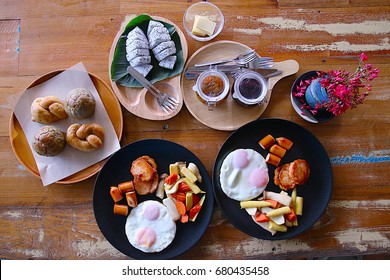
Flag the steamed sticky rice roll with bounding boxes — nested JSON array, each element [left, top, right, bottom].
[[126, 39, 149, 53], [159, 56, 177, 70], [128, 26, 148, 43], [125, 26, 153, 77], [126, 48, 150, 63], [146, 20, 178, 70], [152, 40, 175, 56], [133, 65, 154, 77], [149, 32, 171, 49], [130, 56, 152, 67], [147, 20, 165, 35], [149, 26, 169, 36], [154, 47, 176, 62]]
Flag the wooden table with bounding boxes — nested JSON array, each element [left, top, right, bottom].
[[0, 0, 389, 260]]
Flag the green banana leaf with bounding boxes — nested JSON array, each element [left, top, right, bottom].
[[110, 14, 184, 88]]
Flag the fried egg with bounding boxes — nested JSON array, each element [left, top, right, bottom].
[[220, 149, 269, 201], [125, 200, 176, 253]]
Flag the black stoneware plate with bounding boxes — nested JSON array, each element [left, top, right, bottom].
[[93, 139, 213, 259], [212, 118, 333, 240]]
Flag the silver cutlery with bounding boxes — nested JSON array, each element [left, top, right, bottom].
[[194, 49, 257, 67], [184, 64, 281, 80], [245, 57, 274, 69], [127, 66, 179, 114], [241, 69, 281, 79]]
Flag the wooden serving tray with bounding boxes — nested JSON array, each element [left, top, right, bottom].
[[181, 41, 299, 131], [108, 15, 188, 120], [9, 71, 123, 184]]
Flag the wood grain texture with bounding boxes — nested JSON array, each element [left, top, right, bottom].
[[278, 0, 390, 8], [0, 19, 19, 76], [0, 0, 389, 260]]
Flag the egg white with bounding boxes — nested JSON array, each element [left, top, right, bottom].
[[125, 200, 176, 253], [220, 149, 269, 201]]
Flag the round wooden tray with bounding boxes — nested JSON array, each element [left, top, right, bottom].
[[108, 15, 188, 121], [9, 71, 123, 184], [181, 40, 299, 131]]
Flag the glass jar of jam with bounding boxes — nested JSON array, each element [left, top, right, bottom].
[[192, 69, 230, 110], [232, 70, 268, 106]]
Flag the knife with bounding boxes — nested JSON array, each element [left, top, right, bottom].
[[253, 69, 281, 79]]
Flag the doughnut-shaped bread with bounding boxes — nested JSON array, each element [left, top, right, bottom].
[[31, 96, 68, 124], [66, 123, 104, 152], [65, 88, 96, 120]]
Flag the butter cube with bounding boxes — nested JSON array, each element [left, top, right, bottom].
[[192, 15, 216, 36], [192, 26, 207, 36]]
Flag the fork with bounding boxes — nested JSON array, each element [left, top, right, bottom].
[[126, 66, 179, 114], [194, 49, 257, 67], [246, 57, 274, 68]]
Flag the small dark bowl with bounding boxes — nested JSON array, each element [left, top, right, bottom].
[[290, 70, 334, 123]]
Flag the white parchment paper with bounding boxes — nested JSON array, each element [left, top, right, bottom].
[[13, 62, 121, 186]]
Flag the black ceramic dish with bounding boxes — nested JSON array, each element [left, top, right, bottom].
[[212, 118, 333, 240], [290, 70, 334, 123], [93, 139, 213, 259]]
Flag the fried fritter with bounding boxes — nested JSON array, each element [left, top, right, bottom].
[[133, 172, 159, 195], [137, 155, 157, 169], [130, 155, 158, 195], [288, 159, 310, 185], [131, 157, 156, 182], [273, 165, 283, 186], [278, 163, 297, 191], [273, 159, 310, 191]]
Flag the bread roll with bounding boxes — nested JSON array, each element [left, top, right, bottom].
[[31, 96, 68, 124], [64, 88, 96, 120], [32, 125, 66, 157], [66, 123, 104, 152]]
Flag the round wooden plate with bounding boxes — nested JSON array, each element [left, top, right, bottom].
[[9, 71, 123, 184], [108, 15, 188, 121], [181, 40, 299, 131]]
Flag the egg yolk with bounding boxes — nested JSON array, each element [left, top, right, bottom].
[[143, 204, 160, 221], [250, 168, 268, 188], [233, 149, 249, 169], [136, 227, 156, 248]]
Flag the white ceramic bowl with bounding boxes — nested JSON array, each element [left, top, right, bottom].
[[183, 1, 224, 42]]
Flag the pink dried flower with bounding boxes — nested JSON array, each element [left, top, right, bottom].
[[293, 53, 379, 116]]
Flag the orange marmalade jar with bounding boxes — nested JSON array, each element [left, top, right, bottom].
[[192, 69, 230, 110]]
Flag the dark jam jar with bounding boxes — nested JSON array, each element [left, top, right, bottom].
[[239, 77, 262, 99], [232, 70, 267, 106], [193, 69, 230, 110]]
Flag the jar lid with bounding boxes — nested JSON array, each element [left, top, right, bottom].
[[193, 69, 230, 103], [233, 70, 267, 105]]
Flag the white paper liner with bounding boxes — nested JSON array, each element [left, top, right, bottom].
[[13, 62, 121, 186]]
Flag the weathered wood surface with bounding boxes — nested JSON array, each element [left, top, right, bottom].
[[0, 0, 389, 259]]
